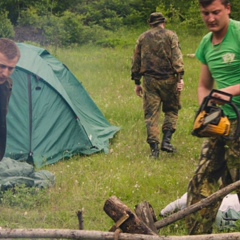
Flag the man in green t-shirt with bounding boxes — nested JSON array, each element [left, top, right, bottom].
[[186, 0, 240, 235]]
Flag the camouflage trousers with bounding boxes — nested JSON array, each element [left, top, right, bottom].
[[142, 75, 181, 144], [186, 120, 240, 234]]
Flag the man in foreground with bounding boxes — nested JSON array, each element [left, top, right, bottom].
[[186, 0, 240, 234], [131, 12, 184, 159], [0, 38, 21, 160]]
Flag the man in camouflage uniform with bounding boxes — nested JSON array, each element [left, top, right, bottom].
[[131, 12, 184, 159], [0, 38, 20, 160], [186, 0, 240, 235]]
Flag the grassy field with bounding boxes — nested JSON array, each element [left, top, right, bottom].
[[0, 28, 214, 236]]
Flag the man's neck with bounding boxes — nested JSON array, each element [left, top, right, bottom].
[[212, 20, 230, 45]]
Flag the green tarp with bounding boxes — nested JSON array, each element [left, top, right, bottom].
[[5, 43, 120, 168], [0, 157, 55, 191]]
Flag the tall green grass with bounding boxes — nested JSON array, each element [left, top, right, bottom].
[[0, 28, 217, 236]]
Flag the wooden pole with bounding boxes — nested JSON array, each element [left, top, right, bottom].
[[0, 229, 240, 239], [76, 209, 84, 230], [155, 180, 240, 229]]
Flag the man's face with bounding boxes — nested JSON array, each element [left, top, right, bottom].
[[200, 0, 231, 33], [0, 52, 19, 84]]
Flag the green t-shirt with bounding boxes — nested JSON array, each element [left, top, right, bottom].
[[196, 19, 240, 119]]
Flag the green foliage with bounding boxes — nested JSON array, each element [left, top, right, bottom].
[[18, 8, 112, 47], [96, 38, 127, 48], [98, 9, 123, 30], [12, 0, 240, 46], [0, 11, 15, 38], [235, 220, 240, 231], [231, 0, 240, 20], [41, 14, 65, 47], [18, 7, 41, 26], [156, 3, 182, 24], [1, 0, 240, 36], [179, 0, 206, 35]]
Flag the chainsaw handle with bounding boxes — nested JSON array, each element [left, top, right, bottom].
[[209, 89, 233, 104], [199, 89, 232, 112]]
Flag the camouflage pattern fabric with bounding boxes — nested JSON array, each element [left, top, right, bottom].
[[131, 26, 184, 81], [131, 25, 184, 145], [143, 75, 181, 144], [186, 120, 240, 234], [0, 78, 12, 160]]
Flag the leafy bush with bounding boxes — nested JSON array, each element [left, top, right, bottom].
[[156, 3, 182, 24], [18, 7, 41, 26], [60, 11, 83, 45], [123, 10, 147, 26], [0, 11, 15, 38], [96, 38, 128, 48], [180, 0, 205, 34], [17, 8, 113, 47], [41, 14, 66, 47], [79, 25, 112, 45]]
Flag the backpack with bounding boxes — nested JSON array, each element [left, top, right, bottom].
[[215, 209, 240, 230]]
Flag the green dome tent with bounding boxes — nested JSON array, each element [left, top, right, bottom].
[[5, 43, 120, 168]]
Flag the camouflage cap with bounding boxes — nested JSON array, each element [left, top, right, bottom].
[[148, 12, 166, 25]]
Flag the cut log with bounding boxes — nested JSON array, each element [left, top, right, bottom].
[[104, 196, 158, 235], [155, 180, 240, 229], [135, 201, 158, 234]]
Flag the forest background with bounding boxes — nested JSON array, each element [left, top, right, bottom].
[[1, 0, 240, 237]]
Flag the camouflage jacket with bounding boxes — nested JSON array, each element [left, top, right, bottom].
[[131, 26, 184, 82]]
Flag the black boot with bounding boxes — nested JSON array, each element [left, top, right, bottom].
[[161, 130, 176, 153], [149, 142, 159, 159]]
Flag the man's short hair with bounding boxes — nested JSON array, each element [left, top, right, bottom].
[[0, 38, 20, 60], [199, 0, 230, 7]]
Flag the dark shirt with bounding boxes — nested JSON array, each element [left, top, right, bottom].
[[0, 78, 12, 160]]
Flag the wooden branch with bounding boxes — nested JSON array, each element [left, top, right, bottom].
[[0, 229, 240, 239], [155, 180, 240, 230], [76, 209, 84, 230]]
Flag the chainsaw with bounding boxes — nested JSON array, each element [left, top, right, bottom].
[[192, 89, 240, 140]]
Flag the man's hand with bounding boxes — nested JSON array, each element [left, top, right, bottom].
[[211, 91, 231, 105], [177, 79, 184, 92], [135, 85, 143, 97]]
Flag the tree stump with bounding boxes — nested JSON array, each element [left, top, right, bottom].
[[135, 201, 158, 234], [104, 196, 158, 235]]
